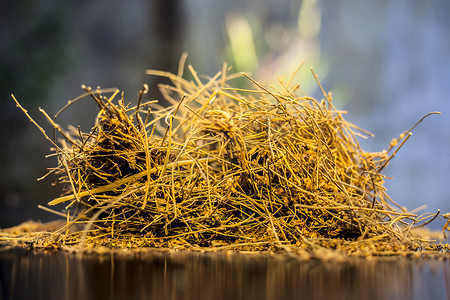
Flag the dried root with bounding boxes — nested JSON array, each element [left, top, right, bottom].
[[7, 60, 449, 257]]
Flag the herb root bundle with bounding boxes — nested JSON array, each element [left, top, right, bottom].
[[12, 62, 449, 256]]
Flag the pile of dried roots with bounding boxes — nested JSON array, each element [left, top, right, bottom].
[[10, 59, 450, 256]]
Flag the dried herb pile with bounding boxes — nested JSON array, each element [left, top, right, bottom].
[[10, 61, 449, 256]]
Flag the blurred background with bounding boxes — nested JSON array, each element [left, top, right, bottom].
[[1, 0, 449, 229]]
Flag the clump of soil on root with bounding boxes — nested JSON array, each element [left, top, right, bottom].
[[7, 60, 450, 257]]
